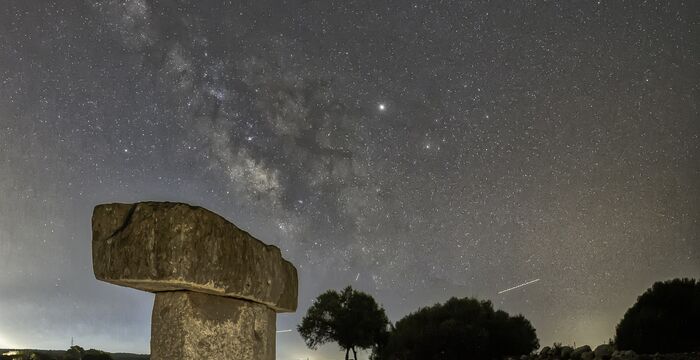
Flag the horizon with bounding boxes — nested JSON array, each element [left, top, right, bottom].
[[0, 277, 691, 357]]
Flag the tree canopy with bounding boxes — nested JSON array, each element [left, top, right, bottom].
[[615, 278, 700, 353], [82, 349, 113, 360], [64, 346, 85, 360], [376, 297, 539, 360], [298, 286, 390, 360]]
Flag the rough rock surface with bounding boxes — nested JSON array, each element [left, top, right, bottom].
[[561, 346, 574, 359], [572, 346, 593, 360], [613, 350, 639, 360], [595, 345, 614, 360], [510, 345, 697, 360], [151, 291, 275, 360], [581, 351, 595, 360], [92, 202, 297, 312]]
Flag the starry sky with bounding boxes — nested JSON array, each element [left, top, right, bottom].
[[1, 1, 699, 359]]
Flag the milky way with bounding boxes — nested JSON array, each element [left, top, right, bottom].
[[1, 1, 699, 358]]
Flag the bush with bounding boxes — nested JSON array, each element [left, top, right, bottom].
[[614, 278, 700, 353], [377, 297, 539, 360]]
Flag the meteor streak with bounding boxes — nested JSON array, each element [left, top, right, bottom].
[[276, 329, 293, 333], [498, 278, 540, 294]]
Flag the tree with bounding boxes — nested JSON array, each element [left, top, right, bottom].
[[376, 297, 538, 360], [65, 346, 85, 360], [614, 278, 700, 353], [82, 349, 113, 360], [298, 286, 390, 360]]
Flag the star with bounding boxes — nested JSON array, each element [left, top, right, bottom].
[[0, 1, 696, 356]]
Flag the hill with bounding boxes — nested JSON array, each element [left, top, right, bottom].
[[0, 349, 149, 360]]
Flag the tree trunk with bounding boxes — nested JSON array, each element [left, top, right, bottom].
[[352, 347, 357, 360], [345, 348, 349, 360]]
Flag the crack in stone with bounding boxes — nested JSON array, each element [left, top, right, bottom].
[[105, 203, 138, 241]]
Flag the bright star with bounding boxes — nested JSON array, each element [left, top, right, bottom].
[[378, 103, 387, 111]]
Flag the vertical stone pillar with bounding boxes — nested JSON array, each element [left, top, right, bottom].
[[91, 202, 298, 360], [151, 292, 276, 359]]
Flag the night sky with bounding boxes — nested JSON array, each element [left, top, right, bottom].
[[1, 1, 699, 359]]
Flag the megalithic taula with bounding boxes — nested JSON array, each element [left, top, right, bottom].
[[92, 202, 298, 360]]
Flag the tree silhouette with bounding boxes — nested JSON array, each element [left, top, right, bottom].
[[376, 297, 538, 360], [65, 346, 85, 360], [82, 349, 113, 360], [615, 278, 700, 353], [298, 286, 390, 360]]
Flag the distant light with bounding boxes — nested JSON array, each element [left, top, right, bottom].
[[378, 103, 387, 111]]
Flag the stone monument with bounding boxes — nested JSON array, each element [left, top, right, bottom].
[[91, 202, 298, 359]]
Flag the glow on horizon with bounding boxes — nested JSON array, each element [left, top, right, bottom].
[[0, 333, 17, 349]]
